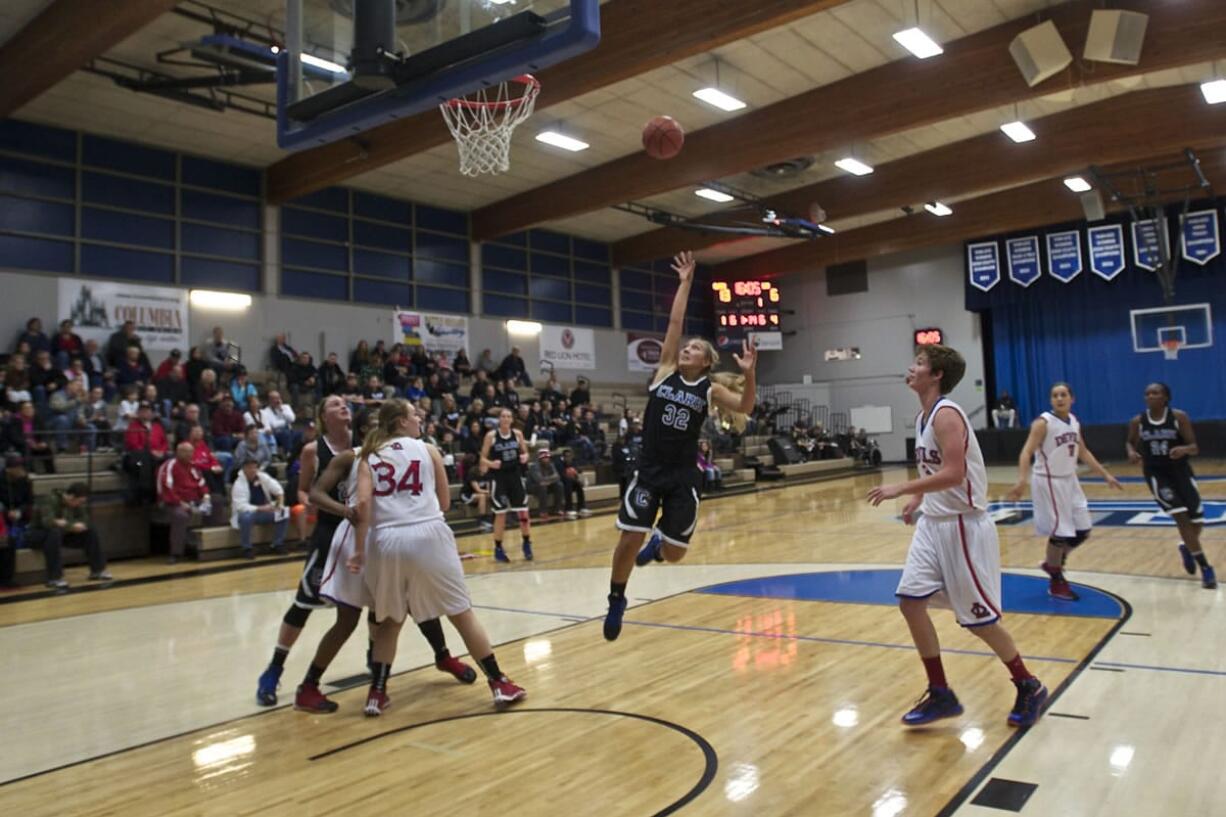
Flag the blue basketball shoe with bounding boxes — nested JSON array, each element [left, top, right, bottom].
[[635, 531, 665, 566], [901, 686, 963, 726], [603, 594, 627, 641], [1201, 564, 1217, 590], [1007, 678, 1048, 727], [1178, 543, 1197, 575], [494, 544, 510, 563], [256, 665, 282, 707]]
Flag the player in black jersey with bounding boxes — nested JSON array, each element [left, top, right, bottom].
[[481, 407, 533, 562], [603, 251, 757, 641], [1126, 382, 1215, 589]]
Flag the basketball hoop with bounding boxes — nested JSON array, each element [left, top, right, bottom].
[[440, 74, 540, 177], [1161, 338, 1182, 360]]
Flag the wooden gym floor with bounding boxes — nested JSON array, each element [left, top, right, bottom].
[[2, 461, 1224, 816]]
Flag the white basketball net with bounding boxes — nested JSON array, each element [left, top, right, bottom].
[[440, 74, 540, 177]]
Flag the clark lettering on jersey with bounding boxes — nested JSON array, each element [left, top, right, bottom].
[[1140, 427, 1179, 442], [915, 447, 942, 468], [654, 384, 708, 412]]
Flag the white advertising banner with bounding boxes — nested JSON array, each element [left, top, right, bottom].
[[540, 325, 595, 370], [747, 331, 783, 351], [626, 332, 663, 372], [58, 277, 188, 353], [394, 310, 469, 356]]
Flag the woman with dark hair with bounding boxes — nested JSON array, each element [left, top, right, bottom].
[[1126, 382, 1215, 588], [349, 340, 371, 376], [185, 346, 209, 389]]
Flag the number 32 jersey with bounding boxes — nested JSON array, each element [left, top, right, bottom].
[[366, 435, 444, 528], [641, 370, 710, 470]]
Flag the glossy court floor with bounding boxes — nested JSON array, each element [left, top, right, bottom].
[[3, 463, 1224, 817]]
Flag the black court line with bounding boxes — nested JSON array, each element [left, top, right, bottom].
[[1089, 666, 1126, 673], [931, 587, 1132, 817], [308, 707, 718, 817], [1047, 712, 1091, 720], [1119, 631, 1152, 637]]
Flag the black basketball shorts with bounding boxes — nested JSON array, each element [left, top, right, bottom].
[[294, 516, 341, 609], [616, 466, 702, 547], [490, 470, 528, 514], [1145, 467, 1204, 523]]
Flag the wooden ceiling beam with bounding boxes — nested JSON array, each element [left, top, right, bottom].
[[472, 0, 1226, 242], [713, 149, 1226, 280], [0, 0, 180, 116], [612, 84, 1226, 265], [264, 0, 853, 204]]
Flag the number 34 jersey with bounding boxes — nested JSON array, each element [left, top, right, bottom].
[[1031, 411, 1081, 478], [366, 435, 444, 528], [640, 370, 710, 470]]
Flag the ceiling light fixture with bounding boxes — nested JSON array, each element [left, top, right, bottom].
[[535, 130, 590, 152], [506, 320, 542, 335], [1000, 120, 1036, 143], [189, 290, 252, 310], [693, 87, 747, 112], [1064, 176, 1093, 192], [924, 201, 953, 217], [1201, 79, 1226, 105], [835, 157, 874, 176], [892, 27, 943, 59], [300, 52, 348, 75], [695, 188, 736, 203]]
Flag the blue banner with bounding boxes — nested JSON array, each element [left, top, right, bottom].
[[1006, 235, 1041, 287], [967, 241, 1001, 292], [1088, 224, 1126, 280], [1045, 230, 1082, 282], [1180, 209, 1220, 266], [1131, 218, 1168, 271]]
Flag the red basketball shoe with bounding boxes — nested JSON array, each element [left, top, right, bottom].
[[489, 676, 526, 708], [294, 683, 338, 713], [364, 688, 390, 717], [436, 654, 478, 684]]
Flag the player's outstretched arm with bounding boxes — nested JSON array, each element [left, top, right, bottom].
[[867, 408, 967, 505], [1171, 411, 1199, 460], [711, 339, 758, 415], [1008, 418, 1046, 500], [309, 450, 356, 519], [348, 460, 373, 574], [1125, 415, 1143, 463], [657, 251, 695, 375]]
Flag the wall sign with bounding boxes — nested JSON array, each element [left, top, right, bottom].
[[1006, 235, 1041, 287], [1087, 224, 1126, 280], [1045, 230, 1083, 282], [967, 241, 1001, 292], [1180, 209, 1221, 266]]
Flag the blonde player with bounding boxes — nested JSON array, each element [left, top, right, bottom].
[[1007, 383, 1122, 601], [348, 399, 525, 716], [868, 344, 1047, 728]]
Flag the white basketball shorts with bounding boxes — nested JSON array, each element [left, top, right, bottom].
[[365, 519, 472, 624], [1031, 472, 1091, 540], [896, 511, 1003, 628], [319, 519, 374, 611]]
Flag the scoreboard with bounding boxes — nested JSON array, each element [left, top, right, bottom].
[[711, 279, 782, 350]]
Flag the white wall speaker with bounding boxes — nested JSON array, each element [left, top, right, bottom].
[[1084, 10, 1148, 65], [1080, 191, 1106, 223], [1009, 21, 1073, 87]]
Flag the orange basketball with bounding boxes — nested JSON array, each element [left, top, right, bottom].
[[642, 115, 685, 159]]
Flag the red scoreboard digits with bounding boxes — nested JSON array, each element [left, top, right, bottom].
[[712, 279, 782, 349], [914, 327, 944, 345]]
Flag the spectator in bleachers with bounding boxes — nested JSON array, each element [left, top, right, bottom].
[[539, 374, 564, 405], [993, 390, 1018, 429], [242, 395, 277, 453], [383, 344, 409, 391], [288, 351, 319, 406], [610, 431, 636, 499], [185, 346, 209, 392], [564, 406, 597, 465], [49, 379, 90, 452], [51, 320, 84, 370], [105, 320, 140, 369], [481, 382, 500, 412], [340, 373, 365, 411], [462, 399, 487, 433], [160, 441, 224, 564], [84, 386, 110, 449], [409, 344, 431, 378], [360, 350, 384, 382], [114, 386, 140, 437], [569, 377, 591, 408], [497, 347, 532, 387], [261, 391, 299, 455], [193, 367, 225, 417], [157, 363, 191, 423], [173, 404, 203, 444], [1, 453, 34, 549], [29, 482, 110, 589], [188, 424, 227, 492], [468, 369, 490, 403], [8, 402, 55, 474], [234, 424, 273, 471], [16, 318, 49, 355], [63, 358, 88, 388], [516, 404, 536, 440], [476, 348, 497, 376], [124, 401, 169, 462], [555, 448, 591, 518], [82, 340, 107, 392], [406, 376, 427, 402], [527, 448, 565, 519], [424, 371, 446, 401], [205, 326, 229, 372], [152, 349, 181, 382], [30, 349, 67, 409], [230, 367, 257, 406], [458, 454, 492, 532], [142, 384, 169, 430], [318, 352, 344, 396], [116, 346, 150, 390], [230, 457, 288, 559], [4, 355, 32, 411], [349, 339, 371, 376], [269, 333, 297, 385], [364, 374, 389, 407], [697, 439, 723, 491], [439, 394, 461, 436], [461, 420, 485, 458], [501, 379, 521, 410], [452, 348, 472, 379]]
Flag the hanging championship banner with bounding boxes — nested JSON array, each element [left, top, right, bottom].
[[1006, 235, 1041, 287], [1088, 224, 1126, 280], [393, 310, 469, 356], [540, 325, 595, 369], [626, 332, 663, 372], [1180, 210, 1220, 266], [967, 241, 1001, 292], [1131, 218, 1169, 271], [1045, 230, 1083, 282], [58, 277, 188, 353]]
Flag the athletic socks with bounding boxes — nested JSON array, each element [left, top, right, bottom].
[[522, 536, 531, 547], [371, 662, 391, 692], [269, 645, 289, 669], [1004, 653, 1035, 683], [922, 655, 948, 689], [478, 653, 504, 680], [304, 663, 326, 686], [610, 581, 627, 599], [417, 618, 449, 661]]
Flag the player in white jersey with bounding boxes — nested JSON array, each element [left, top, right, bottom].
[[868, 344, 1047, 728], [1007, 383, 1121, 601], [348, 399, 525, 715]]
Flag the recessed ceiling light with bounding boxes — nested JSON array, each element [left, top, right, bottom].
[[535, 130, 590, 152], [300, 52, 347, 75], [1064, 176, 1092, 193], [818, 224, 836, 235], [695, 188, 735, 203], [1000, 121, 1037, 143], [835, 157, 874, 176], [693, 87, 747, 112], [1201, 79, 1226, 104], [924, 201, 953, 217], [892, 27, 944, 59]]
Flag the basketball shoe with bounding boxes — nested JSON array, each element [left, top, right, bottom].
[[603, 593, 627, 641], [1041, 563, 1079, 601], [256, 665, 282, 706], [1178, 543, 1197, 575], [364, 688, 390, 717], [635, 531, 665, 566], [437, 654, 478, 684], [1201, 565, 1217, 590], [522, 541, 534, 561], [489, 676, 526, 708], [294, 683, 339, 713], [1007, 678, 1048, 727], [494, 544, 509, 563], [901, 686, 963, 726]]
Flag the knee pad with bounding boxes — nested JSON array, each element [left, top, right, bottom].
[[282, 604, 311, 629], [1069, 530, 1091, 549]]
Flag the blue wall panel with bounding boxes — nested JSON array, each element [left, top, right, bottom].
[[483, 269, 527, 295], [0, 234, 72, 272], [573, 238, 608, 262], [530, 252, 570, 277], [81, 245, 173, 283], [282, 236, 348, 271], [182, 223, 260, 259], [531, 300, 572, 323], [482, 243, 527, 271], [181, 257, 260, 292], [181, 156, 260, 195], [621, 310, 654, 331], [83, 134, 175, 180], [530, 229, 569, 255], [354, 191, 411, 224], [575, 305, 612, 327], [82, 207, 173, 249], [417, 285, 468, 314], [0, 120, 76, 161], [574, 283, 609, 305], [181, 189, 260, 229], [530, 276, 570, 302], [573, 260, 610, 285], [416, 204, 466, 235], [354, 248, 411, 281], [620, 289, 652, 311], [0, 156, 74, 200], [416, 231, 468, 262], [415, 258, 467, 286], [282, 206, 347, 242], [483, 294, 528, 318], [82, 172, 173, 214], [354, 219, 410, 252], [290, 186, 348, 213], [354, 277, 412, 307], [282, 269, 347, 300], [621, 268, 652, 291], [0, 195, 73, 236]]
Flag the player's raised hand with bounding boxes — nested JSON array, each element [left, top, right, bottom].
[[1006, 481, 1025, 502], [1106, 474, 1124, 490], [732, 339, 758, 373], [671, 251, 695, 283], [867, 483, 903, 506]]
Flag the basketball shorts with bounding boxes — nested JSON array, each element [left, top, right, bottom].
[[490, 470, 527, 514], [294, 516, 341, 610], [896, 511, 1003, 628], [365, 520, 471, 624], [1031, 472, 1091, 540], [319, 519, 374, 610], [1145, 467, 1204, 523], [616, 466, 702, 547]]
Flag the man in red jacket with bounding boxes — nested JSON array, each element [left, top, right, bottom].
[[159, 442, 224, 563], [209, 395, 245, 453], [123, 402, 169, 458]]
